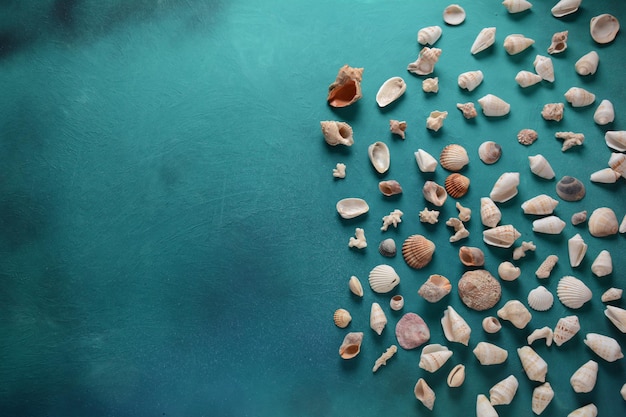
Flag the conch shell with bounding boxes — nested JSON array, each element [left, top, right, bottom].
[[590, 168, 620, 184], [418, 274, 451, 303], [407, 47, 442, 76], [426, 110, 448, 132], [320, 121, 354, 146], [504, 34, 535, 55], [423, 181, 448, 206], [418, 25, 442, 45], [478, 94, 511, 117], [547, 30, 568, 54], [441, 305, 471, 346], [532, 215, 566, 234], [517, 346, 548, 382], [471, 27, 496, 55], [419, 344, 453, 372], [575, 51, 599, 76], [327, 65, 363, 107], [339, 332, 363, 359], [568, 404, 598, 417], [375, 77, 406, 108], [483, 225, 521, 248], [564, 87, 595, 107]]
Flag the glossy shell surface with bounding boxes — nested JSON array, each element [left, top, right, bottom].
[[368, 264, 401, 293], [336, 198, 369, 219]]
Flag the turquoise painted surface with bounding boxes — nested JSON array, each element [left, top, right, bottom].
[[0, 1, 624, 416]]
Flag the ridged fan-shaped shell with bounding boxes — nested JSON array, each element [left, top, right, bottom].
[[441, 305, 471, 346], [483, 225, 521, 248], [570, 360, 598, 393], [588, 207, 619, 237], [490, 172, 520, 202], [440, 144, 469, 172], [333, 308, 352, 328], [419, 344, 453, 372], [557, 276, 592, 309], [532, 382, 554, 415], [522, 194, 559, 215], [584, 333, 624, 362], [489, 375, 519, 405], [554, 315, 580, 347], [480, 197, 501, 228], [517, 346, 548, 382], [474, 342, 508, 365], [445, 173, 470, 198], [368, 264, 400, 293], [376, 77, 406, 107], [402, 235, 435, 269], [528, 286, 554, 311]]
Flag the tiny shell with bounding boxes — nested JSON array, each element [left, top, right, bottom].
[[571, 210, 587, 225], [518, 128, 538, 145], [378, 180, 403, 197], [327, 65, 363, 108], [389, 120, 407, 139], [458, 270, 502, 311], [588, 207, 619, 237], [459, 246, 484, 266], [458, 70, 484, 91], [478, 141, 502, 164], [594, 100, 615, 125], [591, 250, 612, 277], [379, 238, 397, 258], [480, 197, 501, 228], [504, 34, 535, 55], [532, 215, 566, 234], [320, 121, 354, 146], [456, 102, 478, 119], [339, 332, 363, 359], [476, 394, 498, 417], [471, 28, 496, 55], [441, 305, 472, 346], [601, 287, 623, 302], [542, 103, 564, 121], [590, 14, 620, 44], [473, 342, 508, 365], [498, 261, 521, 281], [571, 360, 598, 393], [590, 168, 620, 184], [422, 77, 439, 93], [368, 141, 390, 174], [528, 286, 554, 311], [527, 327, 554, 346], [554, 315, 580, 346], [556, 176, 585, 201], [445, 173, 470, 198], [390, 295, 404, 311], [370, 302, 387, 335], [334, 308, 352, 328], [605, 305, 626, 333], [534, 55, 555, 82], [418, 25, 443, 45], [547, 30, 568, 54], [575, 51, 600, 75], [419, 344, 453, 372], [482, 316, 502, 334], [497, 300, 532, 329], [332, 162, 346, 178], [503, 0, 532, 14], [336, 198, 369, 219], [415, 149, 438, 172], [515, 70, 542, 88], [489, 172, 520, 203], [483, 224, 521, 248], [440, 144, 469, 171], [396, 313, 431, 349], [376, 77, 406, 107], [529, 155, 556, 179], [536, 254, 559, 279], [443, 4, 466, 25], [447, 364, 465, 387], [489, 375, 519, 405], [419, 207, 440, 224], [532, 382, 554, 415], [605, 131, 626, 152], [564, 87, 595, 107], [349, 275, 364, 297], [568, 404, 598, 417], [368, 264, 401, 293], [407, 47, 442, 76], [418, 274, 452, 303], [478, 94, 511, 117], [426, 110, 448, 132], [402, 234, 436, 269], [517, 345, 548, 382], [557, 276, 592, 309], [568, 233, 588, 268], [551, 0, 581, 17], [584, 333, 624, 362], [414, 378, 435, 410], [423, 181, 448, 206], [522, 194, 559, 215]]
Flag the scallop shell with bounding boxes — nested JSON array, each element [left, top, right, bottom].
[[609, 153, 626, 176], [533, 383, 554, 415], [327, 65, 363, 108], [522, 194, 559, 215], [584, 333, 624, 362], [336, 198, 369, 219], [389, 294, 404, 311], [440, 144, 469, 171], [497, 300, 532, 329], [480, 197, 501, 228], [489, 375, 519, 405], [591, 250, 612, 277], [568, 233, 588, 268], [443, 4, 466, 25], [532, 215, 566, 234], [370, 302, 387, 335], [517, 346, 548, 382], [419, 344, 453, 372], [333, 308, 352, 328], [551, 0, 581, 17], [407, 47, 442, 76], [418, 25, 443, 45], [601, 287, 622, 303], [605, 305, 626, 333], [571, 210, 588, 225], [482, 316, 502, 334], [588, 207, 618, 237], [553, 315, 580, 347], [471, 28, 496, 55], [528, 155, 556, 180], [476, 394, 498, 417], [527, 326, 554, 346], [379, 238, 397, 258], [534, 55, 554, 82], [447, 364, 466, 387], [590, 168, 620, 184], [489, 172, 520, 202], [414, 378, 435, 410], [565, 87, 596, 107], [368, 264, 401, 293], [536, 254, 559, 279], [473, 342, 508, 365], [594, 100, 615, 125], [376, 77, 406, 107], [349, 275, 364, 297], [422, 77, 439, 93], [575, 51, 600, 76], [504, 34, 535, 55], [378, 180, 402, 197], [503, 0, 532, 13], [570, 360, 598, 393], [456, 102, 478, 119], [423, 181, 448, 206], [547, 30, 568, 54], [426, 110, 448, 132], [402, 235, 435, 269], [418, 274, 452, 303], [441, 305, 472, 346], [445, 173, 470, 198], [414, 149, 438, 172], [478, 94, 511, 117], [459, 246, 484, 267], [368, 141, 390, 174], [339, 332, 363, 359], [528, 286, 554, 311], [556, 176, 585, 201], [568, 404, 598, 417], [483, 224, 521, 248], [320, 121, 354, 146], [389, 119, 407, 139], [458, 70, 484, 91], [515, 70, 542, 88], [557, 276, 592, 309], [498, 261, 521, 281], [478, 141, 502, 164], [541, 102, 564, 121], [590, 14, 620, 44], [605, 131, 626, 152]]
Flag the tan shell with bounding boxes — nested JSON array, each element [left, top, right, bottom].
[[418, 274, 452, 303], [605, 305, 626, 333], [402, 234, 436, 269], [542, 102, 564, 121], [419, 207, 440, 224], [480, 197, 502, 228], [456, 102, 478, 119], [503, 34, 535, 55], [327, 65, 363, 108], [445, 174, 470, 199], [419, 344, 453, 372], [389, 294, 404, 311], [591, 250, 612, 277], [368, 141, 390, 174], [482, 316, 502, 334], [478, 141, 502, 164], [601, 287, 622, 303], [483, 225, 521, 248], [503, 0, 532, 13], [497, 300, 532, 329], [528, 286, 554, 311], [320, 121, 354, 146], [554, 315, 580, 347], [594, 100, 615, 125], [605, 130, 626, 152], [368, 265, 400, 294], [571, 210, 588, 225], [441, 305, 471, 346], [423, 180, 448, 206], [422, 77, 439, 93], [529, 155, 556, 179], [609, 152, 626, 176], [459, 246, 484, 267], [414, 378, 435, 410], [389, 119, 407, 139], [532, 215, 566, 234], [418, 25, 443, 45], [458, 70, 484, 91], [447, 364, 466, 387], [568, 233, 588, 268], [565, 87, 596, 108], [473, 341, 508, 365], [458, 270, 502, 311], [378, 180, 403, 197], [415, 149, 438, 172], [333, 308, 352, 328], [407, 47, 442, 76], [348, 275, 364, 297], [527, 326, 554, 346], [471, 28, 496, 55], [570, 360, 598, 393], [590, 168, 620, 184], [513, 241, 536, 260], [339, 332, 363, 359], [575, 51, 599, 75], [522, 194, 559, 215], [426, 110, 448, 132], [584, 333, 624, 362], [536, 254, 559, 279], [590, 13, 620, 44], [517, 346, 548, 382], [568, 404, 598, 417], [534, 55, 554, 82], [588, 207, 619, 237], [489, 375, 519, 405], [478, 94, 511, 117], [376, 76, 406, 107], [370, 302, 387, 335], [489, 172, 520, 203], [443, 4, 466, 25], [515, 70, 542, 88], [557, 276, 592, 309], [547, 30, 568, 54], [440, 144, 469, 171], [336, 198, 369, 219], [551, 0, 581, 17], [476, 394, 498, 417], [532, 382, 554, 415]]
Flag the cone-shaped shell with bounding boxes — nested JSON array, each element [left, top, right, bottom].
[[327, 65, 363, 108], [478, 94, 511, 117], [551, 0, 581, 17], [498, 300, 532, 329], [447, 364, 466, 387], [320, 121, 354, 146], [498, 261, 521, 281], [568, 233, 588, 268], [336, 198, 369, 219], [471, 28, 496, 55], [522, 194, 559, 215], [601, 287, 622, 302], [584, 333, 624, 362], [414, 378, 435, 410], [570, 360, 598, 393], [418, 274, 452, 303], [480, 197, 501, 228], [490, 172, 520, 202], [368, 264, 401, 293], [594, 100, 615, 125], [503, 0, 532, 13], [441, 305, 471, 346], [478, 141, 502, 164], [515, 70, 542, 87], [590, 14, 620, 44], [440, 144, 469, 171], [575, 51, 599, 76], [474, 342, 508, 365], [407, 47, 442, 76], [504, 34, 535, 55], [402, 234, 435, 269], [532, 382, 554, 415], [590, 167, 621, 183], [370, 302, 387, 335], [588, 207, 619, 237], [418, 25, 442, 45], [376, 77, 406, 108], [565, 87, 596, 107], [532, 215, 566, 234], [528, 286, 554, 311], [458, 70, 484, 91], [482, 316, 502, 334], [423, 181, 448, 206], [554, 315, 580, 346], [609, 153, 626, 176], [529, 155, 556, 180], [568, 404, 598, 417], [605, 305, 626, 333], [443, 4, 466, 25], [339, 332, 363, 359], [490, 375, 519, 405], [591, 250, 612, 277], [483, 225, 521, 248], [518, 346, 548, 382], [368, 141, 390, 174], [334, 308, 352, 328], [349, 275, 364, 297], [605, 131, 626, 152], [476, 394, 498, 417], [557, 276, 592, 309], [534, 55, 554, 82], [419, 344, 453, 372], [415, 149, 438, 172]]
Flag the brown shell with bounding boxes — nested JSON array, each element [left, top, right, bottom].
[[556, 176, 586, 201], [445, 173, 470, 198], [458, 269, 502, 311], [402, 234, 436, 269], [459, 246, 485, 266], [439, 144, 469, 171]]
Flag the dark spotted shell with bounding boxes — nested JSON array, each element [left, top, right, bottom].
[[556, 176, 585, 201]]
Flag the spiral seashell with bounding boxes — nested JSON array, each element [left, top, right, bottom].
[[376, 76, 406, 107], [349, 275, 364, 297], [590, 168, 620, 184], [568, 404, 598, 417], [547, 30, 568, 54], [497, 300, 532, 329], [517, 346, 548, 382], [418, 274, 451, 303], [327, 65, 363, 108], [458, 70, 484, 91], [528, 286, 554, 311], [588, 207, 619, 237], [532, 383, 554, 415], [459, 246, 484, 266], [418, 25, 442, 45], [422, 180, 448, 206], [528, 155, 556, 180], [378, 180, 402, 197], [476, 394, 497, 417], [320, 121, 354, 146], [480, 197, 501, 228], [389, 294, 404, 311], [503, 0, 532, 14], [609, 153, 626, 177], [605, 131, 626, 152], [556, 176, 585, 201], [482, 316, 502, 334], [402, 234, 436, 269], [443, 4, 465, 25], [389, 119, 407, 139], [489, 375, 519, 405], [445, 174, 470, 199], [575, 50, 599, 76], [551, 0, 581, 17], [414, 378, 435, 410], [459, 270, 502, 311], [336, 198, 369, 219], [498, 261, 521, 281], [419, 344, 453, 372], [422, 77, 439, 93], [554, 315, 580, 346], [541, 102, 564, 121], [527, 327, 554, 346], [590, 13, 620, 44], [565, 87, 595, 107], [407, 47, 442, 76], [536, 254, 558, 279], [368, 141, 390, 174], [370, 302, 387, 335], [557, 276, 592, 309], [570, 360, 598, 393], [515, 70, 542, 88], [532, 215, 566, 234], [478, 141, 502, 164], [441, 305, 471, 346], [568, 233, 588, 268], [447, 364, 465, 387], [478, 94, 511, 117], [594, 100, 615, 125], [522, 194, 559, 215], [368, 264, 401, 293], [571, 210, 587, 225], [414, 149, 438, 172], [584, 333, 624, 362], [601, 287, 622, 303], [591, 250, 612, 277], [474, 342, 508, 365], [534, 55, 554, 82], [471, 27, 496, 54], [605, 305, 626, 333], [440, 144, 469, 172], [483, 224, 521, 248], [456, 102, 478, 119], [489, 172, 520, 202], [426, 110, 448, 132], [503, 34, 535, 55], [339, 332, 363, 359], [378, 238, 397, 258]]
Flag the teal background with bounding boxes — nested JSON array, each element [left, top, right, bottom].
[[0, 0, 625, 416]]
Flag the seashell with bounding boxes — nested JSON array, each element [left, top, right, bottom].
[[378, 180, 403, 197], [445, 173, 470, 199], [483, 224, 521, 248], [591, 250, 612, 277], [443, 4, 466, 25], [422, 77, 439, 93], [568, 404, 598, 417], [458, 70, 484, 91], [419, 207, 440, 224], [622, 214, 626, 233], [568, 233, 588, 268], [504, 34, 535, 55], [584, 333, 624, 362], [571, 360, 598, 393], [522, 194, 559, 215], [372, 345, 398, 372], [489, 375, 519, 405], [368, 141, 390, 174], [473, 342, 508, 365], [396, 312, 430, 349], [418, 25, 443, 45], [605, 131, 626, 152], [447, 218, 470, 242], [480, 197, 501, 228], [489, 172, 520, 202], [440, 144, 469, 172], [476, 394, 498, 417], [423, 181, 448, 206], [515, 70, 542, 88], [527, 326, 554, 346], [370, 302, 387, 335], [402, 234, 436, 269], [368, 265, 401, 293], [555, 131, 585, 152], [547, 30, 568, 54], [601, 287, 622, 302], [590, 14, 620, 44], [456, 102, 478, 119], [622, 383, 626, 401], [557, 276, 592, 309], [459, 246, 484, 266], [536, 254, 559, 279], [590, 168, 620, 184], [556, 176, 585, 201], [503, 0, 532, 14], [389, 295, 404, 311], [528, 155, 556, 180], [534, 55, 555, 82], [478, 94, 511, 117], [458, 270, 502, 311], [551, 0, 581, 17], [339, 332, 363, 359], [320, 121, 354, 146], [575, 50, 600, 75], [441, 305, 472, 346], [336, 198, 369, 219], [379, 238, 397, 258], [541, 102, 564, 121], [554, 315, 581, 346], [605, 305, 626, 333], [518, 128, 539, 145], [334, 308, 352, 328], [471, 28, 496, 55], [609, 152, 626, 177], [426, 110, 448, 132], [532, 382, 554, 415], [447, 364, 465, 387], [419, 344, 453, 372], [497, 300, 532, 329], [588, 207, 618, 237], [572, 210, 587, 225], [564, 87, 595, 107], [414, 378, 435, 410], [517, 346, 548, 382], [528, 286, 554, 311], [376, 76, 406, 107], [414, 149, 438, 172], [456, 202, 472, 222], [594, 100, 615, 125], [498, 261, 521, 281], [407, 47, 442, 76], [381, 209, 404, 232], [532, 215, 566, 234], [327, 65, 363, 108], [478, 141, 502, 164], [418, 274, 452, 303], [482, 316, 502, 334], [389, 119, 407, 139], [349, 275, 364, 297]]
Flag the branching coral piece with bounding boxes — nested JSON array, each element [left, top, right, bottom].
[[555, 131, 584, 151], [446, 218, 470, 242], [419, 208, 440, 224], [456, 202, 472, 222], [389, 120, 407, 139], [348, 228, 367, 249], [333, 163, 346, 178], [513, 241, 536, 260], [381, 209, 403, 231], [373, 345, 398, 372]]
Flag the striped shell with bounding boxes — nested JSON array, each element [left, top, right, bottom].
[[553, 315, 580, 347], [402, 234, 436, 269], [333, 308, 352, 328], [528, 286, 554, 311], [483, 224, 521, 248], [378, 238, 397, 257], [473, 342, 508, 365], [504, 34, 535, 54], [370, 302, 387, 335], [419, 344, 453, 372], [517, 346, 548, 382], [556, 176, 586, 201], [532, 382, 554, 415], [532, 215, 566, 234], [368, 264, 401, 293], [565, 87, 596, 107], [480, 197, 502, 228], [557, 276, 592, 309], [458, 70, 484, 91], [575, 50, 599, 75], [570, 360, 598, 393], [588, 207, 619, 237], [489, 375, 519, 405], [522, 194, 559, 215], [440, 144, 469, 171], [445, 173, 470, 198], [584, 333, 624, 362]]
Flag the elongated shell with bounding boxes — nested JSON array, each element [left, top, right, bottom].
[[441, 305, 471, 346], [349, 275, 364, 297], [458, 70, 484, 91], [419, 344, 453, 372], [554, 315, 580, 346], [376, 77, 406, 107], [503, 0, 532, 13], [588, 207, 618, 237], [497, 300, 532, 329], [418, 274, 452, 303], [370, 302, 387, 335], [483, 224, 521, 248], [339, 332, 363, 359], [590, 167, 620, 184], [568, 404, 598, 417], [534, 55, 554, 82], [605, 305, 626, 333], [490, 172, 520, 202], [490, 375, 519, 405], [533, 215, 566, 234], [584, 333, 624, 362], [440, 144, 469, 171], [334, 308, 352, 328], [558, 276, 592, 309], [591, 250, 612, 277], [476, 394, 498, 417], [414, 378, 435, 410], [568, 233, 588, 268], [478, 94, 511, 117], [551, 0, 581, 17], [605, 131, 626, 152], [480, 197, 501, 228], [368, 141, 390, 174], [601, 287, 622, 302], [590, 13, 620, 44], [504, 34, 535, 55], [570, 360, 598, 393], [522, 194, 559, 215], [368, 264, 401, 293], [474, 342, 508, 365], [515, 70, 542, 88], [533, 382, 554, 415], [565, 87, 595, 107], [518, 346, 548, 382], [529, 155, 556, 180], [447, 364, 465, 387], [418, 25, 442, 45], [528, 286, 554, 311], [336, 198, 369, 219], [402, 234, 436, 269], [471, 28, 496, 55], [575, 51, 599, 75], [594, 100, 615, 125], [415, 149, 438, 172]]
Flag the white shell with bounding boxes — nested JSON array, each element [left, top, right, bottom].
[[368, 264, 400, 293], [368, 141, 390, 174], [554, 315, 580, 347], [605, 131, 626, 152], [447, 364, 466, 387], [557, 276, 592, 309], [568, 404, 598, 417], [532, 215, 566, 234], [443, 4, 466, 25], [415, 149, 438, 172], [575, 51, 600, 76], [527, 326, 554, 346], [565, 87, 596, 107], [476, 394, 498, 417], [349, 275, 364, 297], [601, 287, 623, 302], [590, 13, 620, 44], [497, 300, 532, 329], [458, 70, 484, 91], [594, 100, 615, 125], [591, 250, 612, 277], [570, 360, 598, 393], [547, 30, 568, 54], [390, 294, 404, 311], [482, 316, 502, 334], [621, 213, 626, 233], [588, 207, 619, 237], [419, 344, 453, 372], [590, 167, 621, 183], [532, 382, 554, 415], [441, 305, 472, 346], [422, 77, 439, 93], [336, 198, 369, 219], [517, 346, 548, 382], [426, 110, 448, 132], [418, 25, 443, 45], [529, 155, 556, 180], [320, 121, 354, 146], [528, 286, 554, 311], [478, 94, 511, 117], [489, 375, 519, 405], [503, 0, 532, 13], [609, 153, 626, 176], [370, 302, 387, 335], [584, 333, 624, 362], [483, 225, 521, 248], [515, 70, 542, 88], [414, 378, 435, 410], [376, 77, 406, 107], [407, 47, 442, 76], [489, 172, 520, 202], [473, 342, 508, 365], [605, 305, 626, 333], [504, 34, 535, 55], [522, 194, 559, 215], [471, 27, 496, 55], [568, 233, 588, 268], [534, 55, 555, 82], [498, 261, 521, 281], [480, 197, 501, 228], [551, 0, 581, 17]]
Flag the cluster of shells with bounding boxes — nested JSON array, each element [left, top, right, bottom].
[[326, 1, 626, 416]]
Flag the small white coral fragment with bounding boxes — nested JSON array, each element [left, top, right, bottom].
[[419, 207, 440, 224], [513, 241, 536, 260], [332, 163, 346, 178], [446, 218, 469, 242], [536, 254, 558, 279], [348, 228, 367, 249], [422, 77, 439, 93], [372, 345, 398, 372], [556, 131, 584, 151], [381, 209, 403, 231], [527, 326, 554, 346], [456, 201, 471, 222]]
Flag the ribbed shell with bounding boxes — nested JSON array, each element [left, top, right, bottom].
[[402, 235, 436, 269], [440, 144, 469, 171], [529, 155, 556, 179], [532, 382, 554, 415], [570, 360, 598, 393], [517, 346, 548, 382], [417, 25, 442, 45], [590, 168, 620, 183], [565, 87, 596, 107], [445, 173, 470, 198], [441, 305, 471, 346], [522, 194, 559, 215], [419, 344, 453, 372], [528, 286, 554, 311], [480, 197, 502, 228], [370, 302, 387, 335], [553, 315, 580, 346], [489, 375, 519, 405], [588, 207, 619, 237], [483, 225, 521, 248], [333, 308, 352, 328], [473, 342, 508, 365], [557, 276, 592, 309], [584, 333, 624, 362], [368, 264, 401, 293]]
